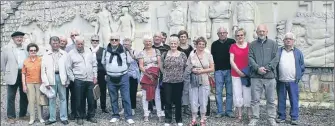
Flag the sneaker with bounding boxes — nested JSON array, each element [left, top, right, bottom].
[[126, 119, 135, 124], [119, 109, 124, 115], [28, 120, 35, 125], [291, 120, 298, 125], [275, 118, 285, 123], [177, 123, 183, 126], [144, 116, 149, 122], [248, 119, 258, 126], [110, 118, 119, 123], [225, 113, 235, 118], [215, 114, 224, 118], [164, 123, 170, 126], [76, 119, 84, 125], [39, 119, 45, 123], [268, 119, 277, 126]]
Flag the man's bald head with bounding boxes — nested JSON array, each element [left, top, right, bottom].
[[256, 24, 268, 40], [70, 29, 80, 39]]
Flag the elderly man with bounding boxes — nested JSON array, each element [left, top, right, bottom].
[[66, 30, 80, 52], [276, 32, 305, 125], [42, 36, 69, 125], [211, 27, 236, 118], [59, 36, 68, 51], [1, 31, 29, 123], [66, 36, 98, 125], [89, 35, 109, 113], [101, 33, 135, 124], [248, 24, 279, 126]]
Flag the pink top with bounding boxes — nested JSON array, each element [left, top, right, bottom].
[[229, 43, 249, 77]]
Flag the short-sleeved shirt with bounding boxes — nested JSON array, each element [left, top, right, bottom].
[[162, 51, 187, 83], [138, 49, 161, 69], [22, 57, 42, 84], [229, 43, 249, 77], [188, 51, 214, 85]]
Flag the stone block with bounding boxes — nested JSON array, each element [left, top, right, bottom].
[[320, 83, 330, 93], [302, 74, 309, 82], [320, 74, 334, 82], [309, 75, 320, 92]]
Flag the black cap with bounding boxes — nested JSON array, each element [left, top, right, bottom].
[[11, 31, 25, 37]]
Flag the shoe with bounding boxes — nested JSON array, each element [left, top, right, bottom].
[[132, 109, 135, 115], [28, 120, 34, 125], [126, 119, 135, 124], [158, 116, 163, 122], [119, 109, 124, 114], [164, 123, 170, 126], [102, 109, 109, 113], [268, 119, 277, 126], [225, 113, 235, 118], [45, 121, 56, 125], [87, 118, 97, 123], [291, 120, 298, 125], [19, 116, 29, 121], [144, 116, 149, 122], [76, 119, 84, 125], [61, 120, 69, 125], [110, 118, 119, 123], [68, 114, 75, 120], [215, 114, 224, 118], [7, 118, 16, 124], [248, 119, 258, 126], [275, 118, 285, 123], [177, 123, 183, 126], [39, 119, 45, 123]]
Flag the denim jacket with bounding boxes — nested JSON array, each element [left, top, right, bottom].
[[276, 47, 305, 83]]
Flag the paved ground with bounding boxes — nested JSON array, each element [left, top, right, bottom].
[[1, 86, 335, 126]]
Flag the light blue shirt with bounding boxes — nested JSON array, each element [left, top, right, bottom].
[[16, 47, 27, 69]]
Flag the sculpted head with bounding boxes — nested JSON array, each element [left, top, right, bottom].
[[121, 7, 129, 15]]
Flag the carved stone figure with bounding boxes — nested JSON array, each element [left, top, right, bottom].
[[116, 6, 135, 41], [232, 1, 259, 43], [168, 1, 187, 35], [209, 1, 232, 42], [187, 1, 211, 42], [94, 4, 113, 44], [156, 1, 169, 33]]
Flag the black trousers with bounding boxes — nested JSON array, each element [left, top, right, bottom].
[[7, 70, 28, 118], [129, 77, 138, 109], [94, 72, 107, 110], [163, 82, 184, 123], [66, 81, 76, 117], [74, 79, 95, 119]]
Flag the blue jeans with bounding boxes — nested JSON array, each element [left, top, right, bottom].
[[214, 70, 233, 115], [277, 81, 299, 120], [49, 74, 68, 121], [107, 74, 133, 120]]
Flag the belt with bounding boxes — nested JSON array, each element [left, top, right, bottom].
[[55, 71, 59, 74]]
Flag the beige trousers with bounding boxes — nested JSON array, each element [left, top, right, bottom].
[[27, 84, 43, 121]]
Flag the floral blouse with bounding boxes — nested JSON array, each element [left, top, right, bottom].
[[162, 51, 187, 83]]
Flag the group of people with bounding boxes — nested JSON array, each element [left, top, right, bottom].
[[1, 23, 304, 126]]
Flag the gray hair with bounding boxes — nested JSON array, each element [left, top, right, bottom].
[[74, 36, 85, 43], [49, 36, 60, 44], [284, 32, 296, 40], [142, 35, 152, 43], [234, 28, 247, 36], [217, 26, 228, 33], [169, 36, 179, 44], [109, 33, 120, 39], [123, 37, 132, 44]]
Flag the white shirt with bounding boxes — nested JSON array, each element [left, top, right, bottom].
[[279, 49, 296, 82]]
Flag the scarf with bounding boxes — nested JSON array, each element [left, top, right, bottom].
[[107, 43, 124, 66], [90, 45, 100, 54]]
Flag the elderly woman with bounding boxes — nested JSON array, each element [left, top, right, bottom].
[[138, 35, 164, 122], [185, 37, 214, 126], [22, 43, 45, 125], [122, 37, 141, 115], [229, 28, 251, 122], [162, 36, 187, 126]]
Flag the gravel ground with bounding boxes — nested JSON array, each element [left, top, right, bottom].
[[1, 86, 335, 126]]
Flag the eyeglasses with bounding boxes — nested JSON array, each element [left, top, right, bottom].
[[29, 50, 37, 52], [218, 32, 228, 35], [236, 34, 244, 37], [91, 40, 99, 42], [110, 39, 119, 42], [71, 34, 79, 37]]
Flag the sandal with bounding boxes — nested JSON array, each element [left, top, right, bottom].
[[236, 115, 242, 122], [200, 120, 206, 126], [189, 120, 197, 126]]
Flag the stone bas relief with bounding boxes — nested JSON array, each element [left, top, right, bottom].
[[1, 1, 334, 67]]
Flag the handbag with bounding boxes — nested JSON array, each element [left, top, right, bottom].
[[195, 51, 215, 88], [39, 94, 49, 106]]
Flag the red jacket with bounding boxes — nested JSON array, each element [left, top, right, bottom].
[[140, 67, 160, 101]]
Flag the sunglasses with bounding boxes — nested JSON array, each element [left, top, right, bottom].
[[71, 34, 79, 37], [110, 39, 119, 42], [91, 40, 99, 42], [29, 50, 37, 52]]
